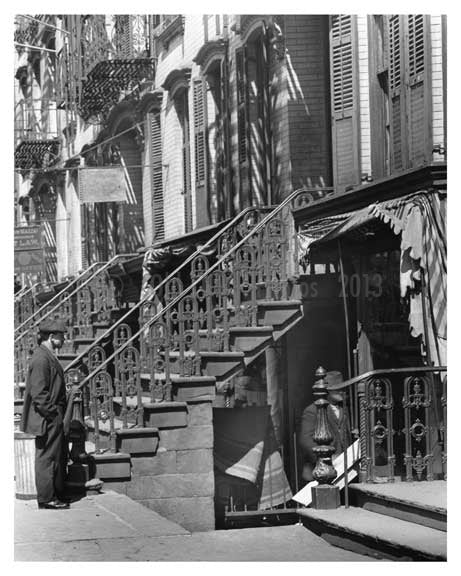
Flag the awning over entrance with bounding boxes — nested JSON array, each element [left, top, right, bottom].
[[298, 189, 447, 366]]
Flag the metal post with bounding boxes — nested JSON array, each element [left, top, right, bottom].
[[311, 366, 340, 509]]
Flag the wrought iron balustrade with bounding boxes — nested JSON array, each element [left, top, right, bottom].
[[312, 366, 447, 485], [70, 187, 322, 453], [14, 254, 136, 386]]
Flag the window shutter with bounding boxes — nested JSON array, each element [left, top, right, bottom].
[[236, 47, 250, 205], [330, 15, 360, 190], [149, 111, 164, 241], [180, 93, 193, 233], [407, 14, 428, 166], [388, 14, 430, 171], [193, 79, 209, 227], [115, 15, 133, 58], [388, 14, 405, 170]]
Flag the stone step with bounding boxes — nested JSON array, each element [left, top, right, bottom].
[[115, 426, 159, 455], [297, 506, 447, 561], [348, 481, 447, 532], [112, 397, 189, 429], [256, 300, 303, 341], [229, 325, 274, 356], [199, 351, 245, 382]]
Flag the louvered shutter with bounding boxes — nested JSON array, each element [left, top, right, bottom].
[[193, 79, 209, 227], [116, 15, 133, 58], [330, 15, 360, 191], [407, 14, 428, 167], [181, 93, 193, 233], [388, 15, 405, 171], [236, 47, 250, 206], [149, 111, 164, 241]]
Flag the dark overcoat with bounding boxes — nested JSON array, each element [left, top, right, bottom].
[[20, 344, 67, 436]]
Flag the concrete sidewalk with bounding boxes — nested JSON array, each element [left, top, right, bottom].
[[15, 491, 374, 561]]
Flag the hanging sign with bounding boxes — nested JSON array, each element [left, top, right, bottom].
[[78, 166, 128, 203], [14, 226, 44, 274]]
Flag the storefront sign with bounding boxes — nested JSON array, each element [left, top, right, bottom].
[[14, 226, 44, 274], [79, 167, 128, 203], [14, 226, 42, 251]]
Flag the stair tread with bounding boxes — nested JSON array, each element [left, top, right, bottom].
[[257, 299, 302, 306], [298, 506, 446, 559], [229, 325, 273, 333], [113, 396, 188, 409], [85, 416, 135, 432], [200, 350, 245, 358], [349, 481, 447, 514]]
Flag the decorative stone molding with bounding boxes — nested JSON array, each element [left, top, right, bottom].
[[137, 90, 164, 115], [239, 15, 272, 44], [193, 39, 226, 76], [162, 66, 192, 99]]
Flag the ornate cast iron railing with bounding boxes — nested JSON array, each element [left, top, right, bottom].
[[14, 282, 40, 333], [311, 366, 447, 487], [14, 254, 136, 385], [70, 187, 326, 453]]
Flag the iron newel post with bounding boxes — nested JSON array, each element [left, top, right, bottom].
[[311, 366, 340, 509]]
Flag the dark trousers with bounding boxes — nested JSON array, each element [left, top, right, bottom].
[[34, 416, 67, 504]]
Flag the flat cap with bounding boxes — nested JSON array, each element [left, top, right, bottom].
[[324, 371, 344, 390], [39, 318, 67, 334]]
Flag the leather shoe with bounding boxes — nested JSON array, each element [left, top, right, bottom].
[[38, 500, 70, 510]]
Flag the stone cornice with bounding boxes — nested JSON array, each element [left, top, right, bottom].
[[193, 39, 226, 74], [161, 67, 192, 99]]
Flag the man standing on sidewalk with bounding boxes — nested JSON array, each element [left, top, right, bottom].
[[20, 318, 70, 510]]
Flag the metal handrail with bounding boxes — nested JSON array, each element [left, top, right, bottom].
[[74, 186, 310, 391], [64, 204, 276, 373], [14, 254, 137, 342], [14, 264, 102, 335], [328, 365, 447, 391], [14, 282, 39, 303]]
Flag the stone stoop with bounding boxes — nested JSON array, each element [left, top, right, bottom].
[[84, 398, 216, 532], [297, 482, 447, 561], [348, 482, 447, 532]]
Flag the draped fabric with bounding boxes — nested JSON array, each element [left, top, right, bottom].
[[298, 189, 447, 365], [213, 406, 293, 510], [371, 191, 447, 365]]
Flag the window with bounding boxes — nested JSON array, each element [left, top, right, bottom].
[[235, 34, 271, 208]]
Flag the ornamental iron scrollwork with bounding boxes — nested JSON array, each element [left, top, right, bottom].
[[365, 377, 395, 482], [402, 376, 434, 481], [116, 345, 143, 428], [89, 370, 115, 453], [76, 284, 93, 338], [148, 320, 171, 402]]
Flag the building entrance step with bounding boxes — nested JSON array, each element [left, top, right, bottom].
[[348, 481, 447, 532], [297, 505, 447, 561]]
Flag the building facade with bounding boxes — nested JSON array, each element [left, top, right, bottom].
[[14, 14, 447, 531]]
